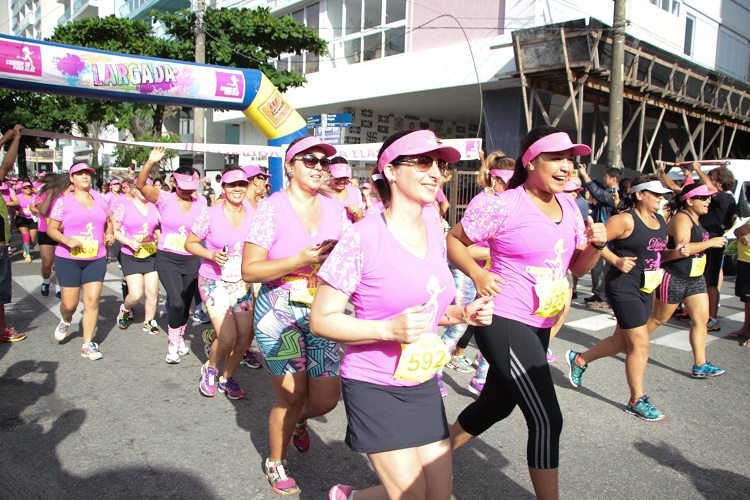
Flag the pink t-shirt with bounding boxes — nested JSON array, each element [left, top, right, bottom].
[[192, 201, 256, 280], [155, 191, 207, 256], [318, 208, 456, 386], [17, 193, 36, 219], [50, 191, 109, 260], [437, 188, 448, 204], [246, 191, 349, 290], [365, 196, 384, 216], [461, 186, 587, 328], [111, 198, 160, 257]]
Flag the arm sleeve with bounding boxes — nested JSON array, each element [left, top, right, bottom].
[[317, 229, 363, 296]]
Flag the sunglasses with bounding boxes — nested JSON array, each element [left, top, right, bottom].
[[395, 156, 448, 173], [295, 154, 332, 169], [692, 195, 711, 201]]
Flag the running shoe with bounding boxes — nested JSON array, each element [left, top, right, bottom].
[[81, 342, 103, 361], [41, 283, 50, 297], [117, 307, 134, 330], [584, 294, 604, 304], [565, 350, 587, 388], [467, 377, 485, 396], [706, 318, 721, 332], [0, 327, 27, 342], [437, 372, 448, 398], [143, 320, 160, 336], [23, 252, 31, 263], [177, 337, 190, 356], [691, 361, 727, 378], [445, 355, 474, 373], [624, 395, 665, 422], [54, 321, 71, 342], [674, 309, 690, 322], [292, 421, 311, 453], [55, 290, 61, 300], [328, 484, 355, 500], [263, 458, 300, 496], [588, 301, 611, 310], [241, 350, 262, 369], [192, 308, 210, 324], [546, 348, 557, 363], [202, 328, 216, 358], [165, 341, 180, 364], [199, 362, 218, 397], [218, 376, 245, 400]]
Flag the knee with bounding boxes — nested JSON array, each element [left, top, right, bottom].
[[167, 297, 186, 315], [276, 386, 307, 409]]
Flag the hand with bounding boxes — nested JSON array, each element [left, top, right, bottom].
[[576, 163, 589, 180], [677, 244, 690, 257], [67, 237, 83, 250], [471, 268, 505, 297], [300, 241, 336, 266], [586, 217, 607, 248], [740, 234, 750, 246], [615, 255, 637, 273], [655, 161, 666, 176], [13, 124, 24, 136], [105, 234, 115, 248], [148, 147, 166, 164], [384, 305, 431, 343], [213, 248, 228, 265], [709, 237, 728, 249], [463, 296, 494, 326], [129, 238, 141, 253], [690, 161, 701, 172]]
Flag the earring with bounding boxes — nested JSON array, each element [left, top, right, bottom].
[[286, 170, 294, 178]]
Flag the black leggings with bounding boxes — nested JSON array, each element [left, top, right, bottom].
[[159, 269, 198, 329], [457, 315, 562, 469], [457, 324, 475, 350]]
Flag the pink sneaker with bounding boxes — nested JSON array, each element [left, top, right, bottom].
[[468, 377, 485, 396], [199, 362, 218, 397], [292, 421, 311, 453], [329, 484, 355, 500], [546, 349, 557, 363]]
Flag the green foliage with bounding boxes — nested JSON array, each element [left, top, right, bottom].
[[0, 90, 73, 149], [111, 132, 180, 173]]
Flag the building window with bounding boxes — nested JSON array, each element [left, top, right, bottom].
[[650, 0, 679, 15], [683, 14, 695, 56], [277, 2, 321, 74]]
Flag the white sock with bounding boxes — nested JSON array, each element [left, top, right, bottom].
[[43, 278, 50, 285]]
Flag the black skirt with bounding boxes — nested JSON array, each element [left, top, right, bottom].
[[120, 252, 156, 276]]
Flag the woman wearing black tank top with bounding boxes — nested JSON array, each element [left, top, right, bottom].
[[647, 181, 728, 379], [566, 175, 671, 421]]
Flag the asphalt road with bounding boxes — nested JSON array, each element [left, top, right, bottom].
[[1, 251, 748, 499]]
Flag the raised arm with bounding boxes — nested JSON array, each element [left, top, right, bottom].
[[135, 147, 165, 204]]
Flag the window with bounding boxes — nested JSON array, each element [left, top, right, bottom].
[[650, 0, 680, 15], [683, 14, 695, 56], [277, 2, 321, 74]]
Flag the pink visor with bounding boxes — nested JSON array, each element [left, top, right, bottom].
[[680, 184, 716, 201], [329, 162, 352, 179], [521, 132, 591, 167], [69, 162, 95, 175], [21, 181, 32, 188], [37, 172, 46, 178], [377, 130, 461, 173], [563, 180, 583, 192], [285, 136, 337, 163], [109, 178, 121, 185], [173, 172, 199, 191], [221, 169, 249, 185], [489, 169, 514, 183], [361, 182, 372, 189], [241, 165, 270, 179]]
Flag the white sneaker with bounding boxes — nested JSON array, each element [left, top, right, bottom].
[[165, 341, 180, 364], [177, 337, 190, 356], [54, 321, 71, 342], [81, 342, 103, 361], [707, 318, 721, 332]]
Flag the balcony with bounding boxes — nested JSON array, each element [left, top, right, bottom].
[[69, 0, 99, 21], [118, 0, 190, 21]]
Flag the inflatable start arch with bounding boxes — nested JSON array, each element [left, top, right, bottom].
[[0, 34, 306, 191]]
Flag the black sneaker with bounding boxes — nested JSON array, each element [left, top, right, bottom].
[[41, 283, 50, 296], [584, 295, 603, 304], [117, 308, 134, 329], [55, 290, 61, 299]]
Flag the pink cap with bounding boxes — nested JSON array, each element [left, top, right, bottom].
[[329, 162, 352, 179], [69, 162, 95, 175], [489, 169, 514, 183], [377, 130, 461, 173], [241, 165, 270, 179], [109, 178, 121, 185], [285, 136, 337, 163], [173, 171, 199, 191], [521, 132, 591, 167], [563, 180, 583, 192], [680, 184, 716, 201], [37, 172, 46, 178], [221, 169, 249, 184]]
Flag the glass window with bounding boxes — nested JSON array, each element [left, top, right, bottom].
[[292, 9, 304, 24], [672, 0, 680, 16], [385, 26, 405, 56], [364, 0, 382, 29], [328, 0, 343, 38], [291, 53, 303, 74], [306, 54, 319, 73], [344, 38, 360, 64], [345, 0, 362, 35], [660, 0, 669, 10], [362, 32, 382, 60], [307, 2, 319, 30], [386, 0, 406, 23], [683, 14, 694, 56]]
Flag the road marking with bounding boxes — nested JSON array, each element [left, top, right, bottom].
[[650, 312, 745, 351], [566, 315, 617, 331]]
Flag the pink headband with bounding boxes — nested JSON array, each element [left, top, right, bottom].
[[221, 169, 249, 185], [521, 132, 591, 167], [377, 130, 461, 173], [285, 136, 337, 163], [680, 184, 715, 201], [489, 169, 513, 183], [241, 165, 270, 179]]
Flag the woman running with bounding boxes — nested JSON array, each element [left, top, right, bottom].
[[112, 178, 161, 335], [242, 136, 348, 496], [34, 173, 71, 299], [136, 146, 206, 364], [646, 181, 728, 377], [447, 126, 606, 500], [565, 175, 671, 421], [322, 157, 365, 222], [311, 129, 493, 500], [46, 162, 114, 360], [186, 167, 256, 399], [16, 180, 38, 262]]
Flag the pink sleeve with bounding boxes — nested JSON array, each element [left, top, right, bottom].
[[437, 188, 447, 203], [155, 190, 170, 210], [460, 193, 507, 243], [191, 206, 210, 239], [573, 205, 587, 248], [246, 199, 277, 250], [111, 200, 125, 225], [317, 229, 363, 296], [50, 198, 64, 222]]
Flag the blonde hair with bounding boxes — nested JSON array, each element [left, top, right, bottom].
[[477, 151, 514, 188]]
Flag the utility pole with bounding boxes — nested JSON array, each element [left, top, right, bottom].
[[193, 0, 206, 175], [607, 0, 627, 169]]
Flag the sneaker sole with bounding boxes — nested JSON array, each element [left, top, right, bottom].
[[165, 356, 180, 364], [81, 353, 103, 361], [0, 335, 27, 342], [565, 350, 581, 388], [690, 371, 726, 378], [623, 407, 665, 422], [446, 365, 474, 374]]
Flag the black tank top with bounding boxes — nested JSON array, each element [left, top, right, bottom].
[[605, 210, 667, 295], [663, 211, 709, 278]]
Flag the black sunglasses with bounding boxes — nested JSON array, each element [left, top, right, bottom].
[[692, 195, 711, 201], [295, 154, 332, 169], [395, 156, 448, 173]]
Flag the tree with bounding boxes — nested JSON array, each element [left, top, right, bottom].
[[111, 131, 180, 173]]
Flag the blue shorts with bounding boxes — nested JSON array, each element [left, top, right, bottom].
[[55, 256, 106, 288]]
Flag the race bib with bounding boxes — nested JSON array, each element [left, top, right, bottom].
[[163, 233, 187, 252], [70, 240, 99, 258], [221, 255, 242, 283], [533, 278, 569, 318], [640, 268, 664, 293], [690, 255, 706, 277], [134, 242, 157, 258], [288, 278, 316, 307], [393, 334, 451, 383]]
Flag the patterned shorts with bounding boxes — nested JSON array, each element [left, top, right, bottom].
[[198, 276, 252, 317], [254, 284, 341, 378]]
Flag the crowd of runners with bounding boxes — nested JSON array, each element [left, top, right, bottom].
[[1, 123, 747, 500]]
